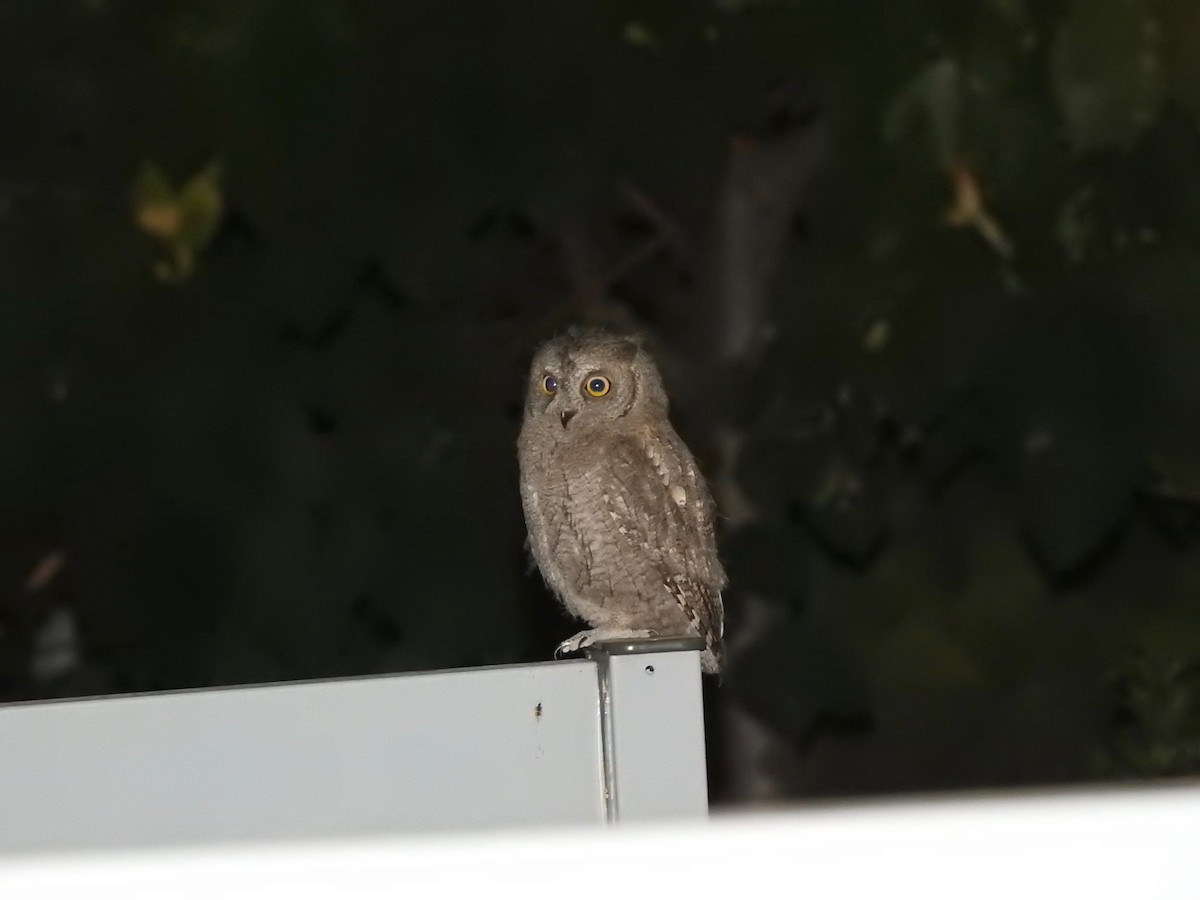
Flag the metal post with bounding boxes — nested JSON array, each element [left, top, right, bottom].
[[587, 637, 710, 823]]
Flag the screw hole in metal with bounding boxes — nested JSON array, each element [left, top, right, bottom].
[[644, 665, 655, 675]]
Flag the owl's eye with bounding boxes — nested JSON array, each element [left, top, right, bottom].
[[540, 374, 558, 396], [585, 375, 611, 398]]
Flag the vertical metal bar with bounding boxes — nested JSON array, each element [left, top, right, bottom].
[[588, 638, 710, 822], [594, 652, 618, 823]]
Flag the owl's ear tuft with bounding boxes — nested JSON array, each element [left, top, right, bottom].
[[562, 324, 644, 356]]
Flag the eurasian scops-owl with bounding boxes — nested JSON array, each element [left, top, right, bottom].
[[517, 327, 726, 673]]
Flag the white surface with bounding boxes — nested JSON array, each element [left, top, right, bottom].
[[0, 662, 609, 852], [602, 649, 709, 820], [0, 785, 1196, 898]]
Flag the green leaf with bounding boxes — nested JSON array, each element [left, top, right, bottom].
[[1051, 0, 1164, 154], [1017, 419, 1134, 578], [177, 162, 225, 250], [130, 160, 224, 282], [883, 57, 962, 170], [622, 20, 659, 50], [131, 161, 176, 207]]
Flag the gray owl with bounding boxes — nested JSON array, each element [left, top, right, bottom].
[[517, 327, 726, 674]]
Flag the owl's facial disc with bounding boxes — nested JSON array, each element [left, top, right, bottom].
[[555, 371, 616, 429]]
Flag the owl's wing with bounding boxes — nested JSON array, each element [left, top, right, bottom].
[[577, 430, 725, 654]]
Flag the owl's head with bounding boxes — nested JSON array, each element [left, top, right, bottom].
[[524, 327, 668, 435]]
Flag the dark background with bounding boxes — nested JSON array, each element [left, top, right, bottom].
[[3, 0, 1200, 804]]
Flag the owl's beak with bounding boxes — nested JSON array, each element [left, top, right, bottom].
[[559, 409, 577, 429]]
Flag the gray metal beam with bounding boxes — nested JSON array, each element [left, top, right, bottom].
[[0, 644, 709, 854]]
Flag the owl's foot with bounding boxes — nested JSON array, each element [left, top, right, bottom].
[[555, 628, 659, 660]]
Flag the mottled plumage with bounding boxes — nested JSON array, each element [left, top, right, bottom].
[[517, 328, 726, 673]]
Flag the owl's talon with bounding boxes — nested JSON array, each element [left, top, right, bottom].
[[555, 628, 662, 662], [555, 632, 590, 658]]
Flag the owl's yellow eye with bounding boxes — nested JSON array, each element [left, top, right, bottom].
[[540, 374, 558, 396], [584, 375, 611, 397]]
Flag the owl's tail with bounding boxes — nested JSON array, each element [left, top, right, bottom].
[[664, 575, 724, 676], [700, 641, 724, 675]]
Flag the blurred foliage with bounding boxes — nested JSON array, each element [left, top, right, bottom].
[[1095, 648, 1200, 777], [2, 0, 1200, 801], [131, 160, 224, 281]]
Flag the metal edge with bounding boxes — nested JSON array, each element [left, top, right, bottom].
[[585, 636, 706, 659], [594, 652, 618, 823]]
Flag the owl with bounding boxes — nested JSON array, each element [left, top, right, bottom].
[[517, 327, 726, 674]]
